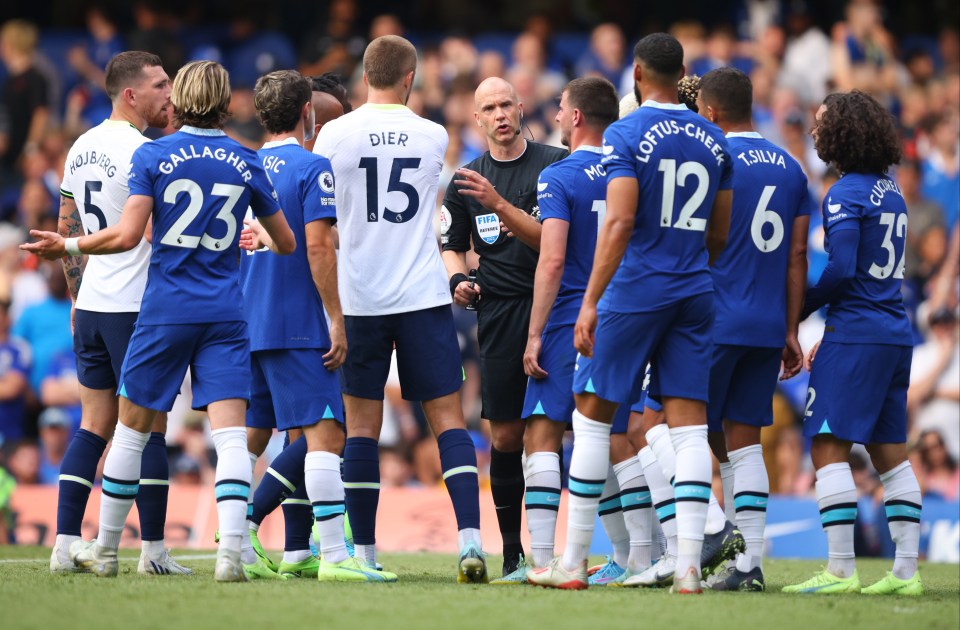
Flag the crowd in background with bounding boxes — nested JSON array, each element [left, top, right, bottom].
[[0, 0, 956, 538]]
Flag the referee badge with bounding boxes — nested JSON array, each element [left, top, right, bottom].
[[475, 213, 500, 244]]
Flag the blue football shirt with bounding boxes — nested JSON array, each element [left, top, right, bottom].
[[128, 126, 280, 325], [711, 132, 812, 347], [537, 146, 606, 330], [599, 101, 734, 312], [819, 172, 912, 346], [241, 139, 336, 351]]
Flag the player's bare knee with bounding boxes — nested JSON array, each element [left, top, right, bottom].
[[246, 427, 272, 455], [150, 412, 168, 435], [573, 393, 617, 423], [865, 442, 908, 475], [609, 433, 635, 464], [524, 417, 563, 454], [304, 419, 345, 454], [810, 434, 853, 469]]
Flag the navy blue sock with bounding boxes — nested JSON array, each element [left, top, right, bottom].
[[437, 429, 480, 530], [282, 483, 313, 552], [56, 429, 107, 536], [136, 432, 169, 541], [251, 435, 307, 525], [343, 437, 379, 546]]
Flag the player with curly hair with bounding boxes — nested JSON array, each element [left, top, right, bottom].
[[784, 90, 923, 596]]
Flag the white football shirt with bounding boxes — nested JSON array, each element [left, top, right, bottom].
[[313, 104, 451, 316], [60, 119, 152, 313]]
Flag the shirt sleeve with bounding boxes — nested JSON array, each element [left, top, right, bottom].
[[60, 149, 75, 198], [440, 176, 471, 252], [600, 122, 636, 182], [302, 155, 337, 225], [247, 160, 281, 218], [822, 187, 860, 233], [537, 165, 570, 223], [126, 144, 155, 198], [802, 221, 860, 319]]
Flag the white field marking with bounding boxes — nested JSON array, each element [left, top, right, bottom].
[[0, 553, 217, 564]]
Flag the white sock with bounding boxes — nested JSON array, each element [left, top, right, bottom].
[[457, 528, 482, 550], [354, 544, 376, 565], [598, 464, 630, 567], [816, 462, 857, 578], [879, 461, 922, 580], [98, 423, 150, 551], [719, 460, 736, 522], [639, 446, 677, 557], [729, 444, 768, 572], [524, 451, 561, 567], [305, 450, 347, 564], [646, 423, 676, 482], [142, 539, 165, 558], [614, 456, 652, 572], [211, 427, 252, 555], [561, 411, 610, 571], [283, 549, 313, 563], [705, 492, 727, 535], [671, 425, 711, 580], [242, 451, 258, 561]]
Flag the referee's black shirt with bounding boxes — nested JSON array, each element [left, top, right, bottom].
[[441, 141, 567, 298]]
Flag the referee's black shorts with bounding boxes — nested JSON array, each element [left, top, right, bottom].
[[476, 294, 532, 421]]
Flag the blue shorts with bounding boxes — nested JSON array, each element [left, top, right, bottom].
[[612, 365, 652, 434], [247, 349, 344, 431], [707, 345, 781, 432], [522, 324, 576, 423], [573, 292, 714, 405], [341, 305, 462, 402], [804, 341, 912, 445], [73, 310, 138, 390], [118, 321, 250, 412]]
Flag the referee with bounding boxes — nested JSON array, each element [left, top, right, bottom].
[[441, 76, 566, 579]]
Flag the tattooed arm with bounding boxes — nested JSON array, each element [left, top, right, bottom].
[[58, 194, 87, 304]]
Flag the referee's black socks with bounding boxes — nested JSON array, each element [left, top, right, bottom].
[[490, 447, 526, 574]]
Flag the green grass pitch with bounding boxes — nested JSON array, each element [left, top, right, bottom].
[[1, 547, 958, 630]]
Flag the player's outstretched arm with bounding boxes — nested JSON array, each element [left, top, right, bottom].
[[56, 194, 86, 303], [23, 194, 152, 259], [706, 189, 732, 266], [781, 214, 810, 380], [524, 218, 568, 378], [800, 223, 860, 320], [455, 168, 542, 250], [306, 218, 346, 370], [257, 210, 296, 255], [575, 176, 637, 356]]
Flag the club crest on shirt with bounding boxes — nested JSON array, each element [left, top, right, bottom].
[[318, 171, 335, 194], [475, 213, 500, 244]]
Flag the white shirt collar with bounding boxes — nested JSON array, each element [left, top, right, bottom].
[[725, 131, 763, 139], [490, 139, 528, 163], [261, 137, 300, 150], [640, 100, 687, 111], [574, 145, 602, 154], [180, 125, 226, 136]]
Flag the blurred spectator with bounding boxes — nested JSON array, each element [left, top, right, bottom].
[[780, 4, 832, 106], [0, 19, 50, 185], [915, 429, 959, 501], [908, 307, 960, 459], [575, 23, 628, 86], [899, 159, 948, 289], [919, 114, 960, 231], [691, 24, 755, 77], [39, 347, 81, 432], [11, 261, 71, 393], [298, 0, 366, 79], [831, 0, 899, 97], [6, 439, 39, 484], [224, 87, 263, 149], [36, 406, 70, 484], [0, 298, 29, 445], [170, 412, 214, 486], [126, 1, 184, 76], [65, 4, 124, 134]]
